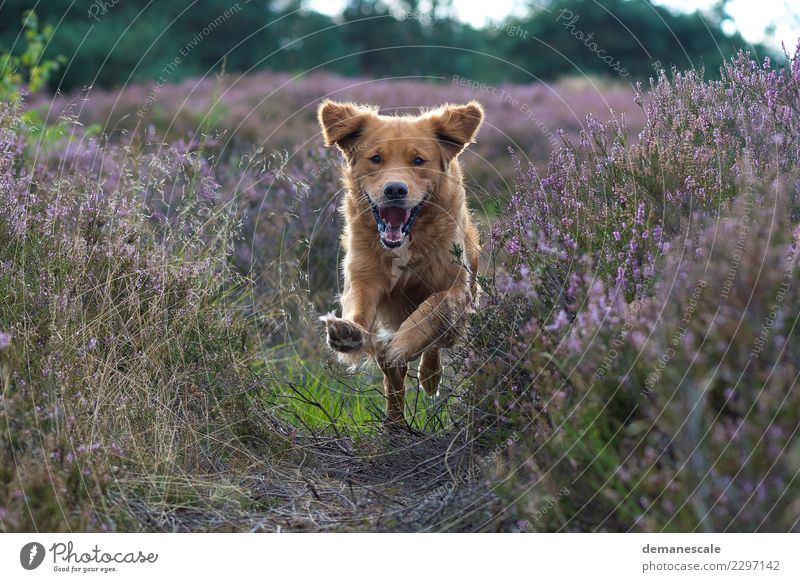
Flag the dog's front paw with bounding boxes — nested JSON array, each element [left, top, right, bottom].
[[321, 315, 365, 353]]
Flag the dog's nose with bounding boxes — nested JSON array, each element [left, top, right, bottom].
[[383, 182, 408, 201]]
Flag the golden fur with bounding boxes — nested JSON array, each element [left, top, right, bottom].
[[317, 100, 483, 424]]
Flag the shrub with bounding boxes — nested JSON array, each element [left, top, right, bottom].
[[0, 101, 282, 531], [464, 42, 800, 531]]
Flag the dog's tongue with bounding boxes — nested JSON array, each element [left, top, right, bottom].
[[379, 207, 410, 244], [380, 206, 410, 226]]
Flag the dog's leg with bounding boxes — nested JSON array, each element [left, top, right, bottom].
[[321, 283, 378, 356], [384, 287, 470, 367], [378, 358, 407, 424], [419, 349, 441, 396]]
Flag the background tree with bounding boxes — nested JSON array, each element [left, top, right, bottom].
[[0, 0, 776, 92]]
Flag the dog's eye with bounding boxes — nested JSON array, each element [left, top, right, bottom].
[[413, 157, 425, 166], [370, 155, 382, 164]]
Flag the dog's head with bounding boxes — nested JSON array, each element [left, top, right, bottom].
[[318, 100, 483, 248]]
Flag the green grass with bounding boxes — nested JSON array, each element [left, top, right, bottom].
[[262, 355, 457, 432]]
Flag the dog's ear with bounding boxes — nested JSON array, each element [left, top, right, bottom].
[[318, 100, 374, 158], [428, 101, 484, 163]]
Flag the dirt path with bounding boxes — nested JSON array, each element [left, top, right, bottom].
[[125, 428, 507, 532]]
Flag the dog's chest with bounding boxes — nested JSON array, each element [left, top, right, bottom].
[[384, 241, 459, 293]]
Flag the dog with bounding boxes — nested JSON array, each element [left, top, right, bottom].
[[317, 100, 483, 425]]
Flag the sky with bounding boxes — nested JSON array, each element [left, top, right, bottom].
[[306, 0, 800, 50]]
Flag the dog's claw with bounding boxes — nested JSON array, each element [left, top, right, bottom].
[[323, 317, 365, 353]]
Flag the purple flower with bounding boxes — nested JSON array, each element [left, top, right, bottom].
[[544, 310, 569, 332]]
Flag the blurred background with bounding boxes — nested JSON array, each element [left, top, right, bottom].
[[0, 0, 796, 91], [3, 0, 796, 190]]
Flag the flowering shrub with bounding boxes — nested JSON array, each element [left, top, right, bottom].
[[463, 43, 800, 531], [226, 147, 344, 324], [0, 100, 283, 530], [34, 71, 646, 188]]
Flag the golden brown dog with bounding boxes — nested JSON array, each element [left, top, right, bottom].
[[317, 100, 483, 425]]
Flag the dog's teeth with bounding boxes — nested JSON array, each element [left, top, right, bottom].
[[385, 226, 404, 242]]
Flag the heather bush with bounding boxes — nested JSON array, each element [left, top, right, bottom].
[[491, 199, 800, 532], [34, 71, 646, 187], [227, 146, 343, 313], [464, 44, 800, 531], [0, 100, 285, 530]]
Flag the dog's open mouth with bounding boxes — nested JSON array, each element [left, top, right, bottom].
[[370, 202, 422, 248]]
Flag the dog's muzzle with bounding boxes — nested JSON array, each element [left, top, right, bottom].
[[370, 201, 423, 248]]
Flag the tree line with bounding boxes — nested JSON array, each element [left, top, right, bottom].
[[0, 0, 773, 92]]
